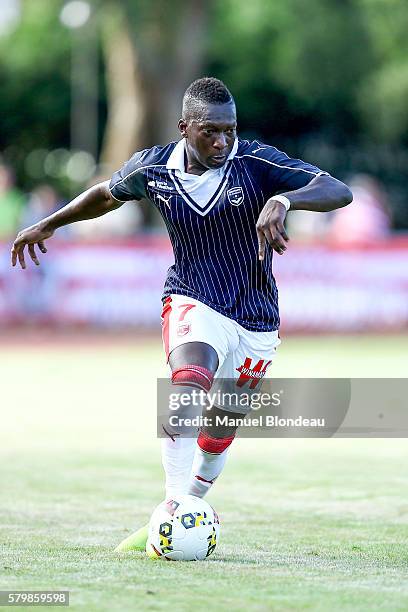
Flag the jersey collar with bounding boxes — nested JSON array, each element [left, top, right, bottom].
[[166, 138, 238, 173]]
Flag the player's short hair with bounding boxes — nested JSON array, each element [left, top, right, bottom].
[[182, 77, 234, 120]]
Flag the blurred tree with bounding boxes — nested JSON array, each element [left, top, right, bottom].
[[209, 0, 374, 143], [0, 0, 107, 194], [357, 0, 408, 144], [0, 0, 71, 159], [206, 0, 408, 227], [1, 0, 210, 183], [1, 0, 408, 225], [99, 0, 209, 172], [99, 2, 144, 172]]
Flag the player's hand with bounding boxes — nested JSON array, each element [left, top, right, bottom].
[[256, 199, 289, 260], [11, 223, 54, 269]]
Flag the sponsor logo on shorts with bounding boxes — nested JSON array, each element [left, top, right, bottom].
[[177, 322, 191, 337], [236, 357, 272, 389]]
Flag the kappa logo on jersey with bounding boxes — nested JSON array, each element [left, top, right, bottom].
[[236, 357, 272, 389], [148, 179, 173, 192], [156, 193, 172, 208], [227, 187, 244, 206]]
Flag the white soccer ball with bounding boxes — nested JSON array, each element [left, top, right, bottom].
[[146, 494, 220, 561]]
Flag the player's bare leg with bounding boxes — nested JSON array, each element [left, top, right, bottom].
[[188, 405, 240, 498]]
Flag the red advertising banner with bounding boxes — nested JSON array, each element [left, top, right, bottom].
[[1, 237, 408, 331], [274, 238, 408, 332]]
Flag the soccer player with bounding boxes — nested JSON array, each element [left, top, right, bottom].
[[11, 77, 352, 551]]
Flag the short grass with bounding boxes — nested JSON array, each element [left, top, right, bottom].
[[1, 335, 407, 611]]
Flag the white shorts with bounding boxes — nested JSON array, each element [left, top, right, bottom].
[[161, 294, 281, 413]]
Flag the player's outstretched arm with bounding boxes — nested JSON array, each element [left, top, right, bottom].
[[256, 174, 352, 260], [11, 181, 122, 269]]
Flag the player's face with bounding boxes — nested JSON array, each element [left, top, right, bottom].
[[180, 102, 237, 173]]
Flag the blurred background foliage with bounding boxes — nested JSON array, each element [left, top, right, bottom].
[[1, 0, 408, 227]]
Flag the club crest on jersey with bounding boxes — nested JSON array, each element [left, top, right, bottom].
[[177, 322, 191, 337], [227, 187, 244, 206]]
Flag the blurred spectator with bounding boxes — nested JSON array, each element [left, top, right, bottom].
[[20, 183, 67, 230], [327, 175, 391, 243], [0, 162, 25, 239], [12, 184, 66, 322], [286, 208, 329, 242]]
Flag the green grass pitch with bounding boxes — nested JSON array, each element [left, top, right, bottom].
[[1, 335, 407, 611]]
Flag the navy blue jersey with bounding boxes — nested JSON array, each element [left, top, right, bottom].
[[109, 139, 327, 331]]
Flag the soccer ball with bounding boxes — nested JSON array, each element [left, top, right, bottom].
[[146, 494, 220, 561]]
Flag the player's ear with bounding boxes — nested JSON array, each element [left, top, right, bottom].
[[178, 118, 188, 138]]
